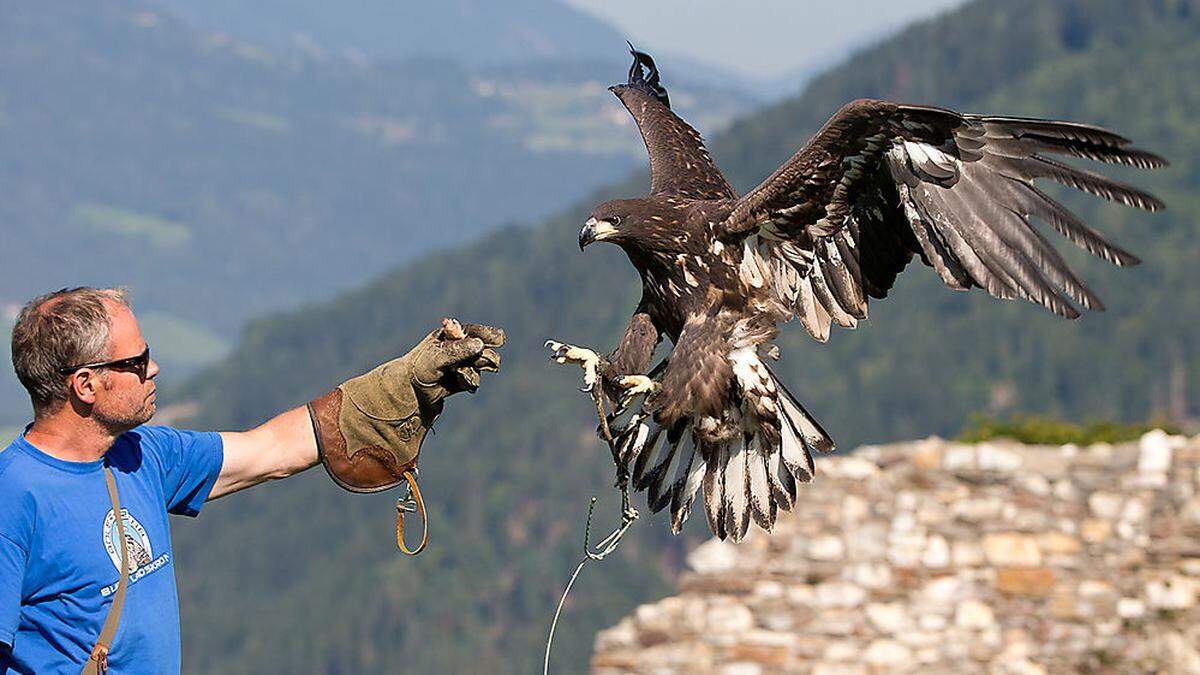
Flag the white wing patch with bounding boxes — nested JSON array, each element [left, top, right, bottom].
[[738, 240, 768, 289], [893, 141, 962, 186]]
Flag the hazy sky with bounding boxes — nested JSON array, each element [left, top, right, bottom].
[[565, 0, 967, 79]]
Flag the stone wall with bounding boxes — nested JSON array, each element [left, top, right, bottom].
[[591, 431, 1200, 674]]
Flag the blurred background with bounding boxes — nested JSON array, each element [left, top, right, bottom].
[[2, 0, 1196, 671]]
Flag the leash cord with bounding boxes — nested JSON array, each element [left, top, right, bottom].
[[542, 386, 639, 675]]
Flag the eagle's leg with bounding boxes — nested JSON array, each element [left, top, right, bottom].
[[601, 312, 661, 416], [545, 340, 604, 392]]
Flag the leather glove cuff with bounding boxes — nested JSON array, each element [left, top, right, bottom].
[[309, 358, 438, 493]]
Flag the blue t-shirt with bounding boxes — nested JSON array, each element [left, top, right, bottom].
[[0, 426, 224, 674]]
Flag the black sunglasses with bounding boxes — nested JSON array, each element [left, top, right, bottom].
[[58, 347, 151, 380]]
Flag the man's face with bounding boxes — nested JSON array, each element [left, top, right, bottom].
[[90, 301, 160, 431]]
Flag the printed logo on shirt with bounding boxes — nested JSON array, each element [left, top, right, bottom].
[[103, 508, 153, 572], [99, 508, 172, 596]]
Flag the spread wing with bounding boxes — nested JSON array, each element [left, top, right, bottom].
[[722, 98, 1166, 341], [611, 48, 736, 201]]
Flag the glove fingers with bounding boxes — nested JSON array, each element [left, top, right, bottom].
[[454, 367, 481, 393], [472, 348, 501, 372], [430, 337, 485, 371], [462, 323, 506, 348]]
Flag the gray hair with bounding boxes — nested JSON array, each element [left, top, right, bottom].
[[11, 287, 131, 414]]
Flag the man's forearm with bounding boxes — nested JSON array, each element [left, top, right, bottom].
[[210, 406, 319, 500]]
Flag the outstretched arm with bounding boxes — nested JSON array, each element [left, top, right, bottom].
[[210, 407, 318, 500], [209, 320, 504, 500]]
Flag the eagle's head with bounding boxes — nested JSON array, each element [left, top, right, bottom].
[[580, 200, 627, 250], [580, 198, 676, 252]]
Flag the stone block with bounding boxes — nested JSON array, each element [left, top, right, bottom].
[[995, 568, 1055, 596], [718, 663, 763, 675], [917, 613, 947, 631], [809, 535, 846, 561], [844, 562, 893, 589], [943, 444, 976, 471], [689, 538, 740, 574], [1138, 430, 1180, 487], [1117, 597, 1146, 618], [983, 533, 1042, 567], [728, 640, 789, 668], [1088, 491, 1124, 519], [955, 599, 995, 629], [952, 540, 985, 567], [1037, 532, 1081, 555], [822, 640, 860, 661], [812, 663, 868, 675], [912, 443, 943, 471], [825, 456, 879, 480], [976, 442, 1023, 472], [814, 581, 867, 609], [706, 602, 756, 632], [953, 497, 1006, 522], [1080, 518, 1112, 543], [845, 522, 889, 559], [865, 602, 911, 634], [1047, 584, 1077, 619], [841, 495, 870, 523], [863, 639, 914, 669], [922, 534, 951, 568], [1146, 576, 1198, 610], [918, 576, 962, 606]]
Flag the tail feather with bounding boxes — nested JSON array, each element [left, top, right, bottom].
[[723, 435, 751, 542], [747, 433, 776, 531], [669, 437, 707, 533], [779, 403, 815, 482], [648, 430, 692, 511], [625, 358, 834, 542], [630, 416, 668, 490], [702, 443, 728, 540], [768, 442, 797, 509], [769, 363, 835, 454], [618, 412, 655, 465]]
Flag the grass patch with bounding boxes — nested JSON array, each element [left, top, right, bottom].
[[957, 414, 1181, 445], [70, 203, 191, 248], [138, 311, 231, 369]]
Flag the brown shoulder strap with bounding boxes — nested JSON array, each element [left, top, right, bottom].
[[396, 469, 428, 556], [82, 467, 129, 675]]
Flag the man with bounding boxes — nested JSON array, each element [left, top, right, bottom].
[[0, 287, 503, 673]]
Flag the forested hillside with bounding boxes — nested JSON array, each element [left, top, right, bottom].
[[0, 0, 751, 423], [172, 1, 1198, 672]]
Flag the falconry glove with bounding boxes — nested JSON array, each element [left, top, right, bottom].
[[308, 320, 503, 553]]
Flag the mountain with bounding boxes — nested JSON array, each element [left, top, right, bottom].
[[0, 0, 753, 423], [159, 0, 756, 103], [171, 0, 1197, 672], [160, 0, 629, 66]]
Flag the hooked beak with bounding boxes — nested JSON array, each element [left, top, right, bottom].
[[579, 217, 617, 250]]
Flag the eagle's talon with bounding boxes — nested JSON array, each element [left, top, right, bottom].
[[618, 375, 657, 396], [617, 374, 658, 409], [545, 339, 601, 393]]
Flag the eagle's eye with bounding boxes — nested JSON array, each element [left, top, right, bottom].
[[612, 215, 622, 225]]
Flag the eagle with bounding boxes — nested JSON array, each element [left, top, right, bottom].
[[548, 48, 1165, 542]]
